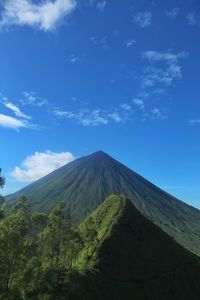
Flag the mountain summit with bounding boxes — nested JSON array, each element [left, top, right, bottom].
[[7, 151, 200, 256]]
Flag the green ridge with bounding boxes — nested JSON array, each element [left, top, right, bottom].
[[60, 195, 200, 300]]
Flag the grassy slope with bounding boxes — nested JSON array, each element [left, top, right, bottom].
[[7, 151, 200, 256], [59, 195, 200, 300]]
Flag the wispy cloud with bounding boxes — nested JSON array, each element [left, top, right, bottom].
[[0, 113, 30, 130], [132, 97, 166, 121], [186, 12, 199, 26], [0, 95, 36, 130], [90, 36, 108, 49], [120, 104, 131, 111], [52, 95, 168, 126], [134, 12, 152, 28], [108, 112, 122, 123], [133, 98, 145, 110], [141, 50, 188, 88], [21, 92, 48, 107], [188, 119, 200, 126], [53, 104, 134, 126], [151, 108, 167, 120], [85, 0, 106, 12], [97, 1, 106, 12], [11, 150, 75, 182], [143, 50, 187, 63], [68, 54, 79, 63], [3, 101, 31, 119], [77, 110, 109, 126], [129, 50, 187, 121], [0, 0, 76, 31], [126, 39, 136, 48], [53, 109, 108, 126], [165, 8, 179, 19]]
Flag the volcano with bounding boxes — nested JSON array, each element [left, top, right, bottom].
[[7, 151, 200, 256]]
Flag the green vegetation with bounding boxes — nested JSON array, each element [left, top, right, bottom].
[[7, 151, 200, 256], [0, 197, 84, 299], [1, 194, 200, 299]]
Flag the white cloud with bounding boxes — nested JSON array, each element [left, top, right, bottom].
[[68, 54, 79, 63], [0, 113, 29, 130], [108, 112, 121, 123], [166, 8, 179, 18], [142, 66, 173, 87], [143, 50, 188, 63], [0, 0, 76, 31], [11, 150, 75, 182], [151, 108, 166, 120], [121, 104, 131, 111], [79, 110, 108, 126], [53, 104, 134, 126], [53, 110, 74, 118], [97, 1, 106, 12], [0, 94, 38, 130], [54, 108, 109, 126], [133, 98, 145, 110], [3, 101, 31, 119], [142, 50, 188, 88], [126, 39, 136, 48], [53, 97, 167, 126], [21, 92, 48, 107], [134, 12, 152, 28]]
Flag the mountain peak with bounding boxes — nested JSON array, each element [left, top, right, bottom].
[[90, 150, 111, 158], [84, 150, 114, 163]]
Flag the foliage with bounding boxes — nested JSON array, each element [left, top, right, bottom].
[[0, 198, 89, 299]]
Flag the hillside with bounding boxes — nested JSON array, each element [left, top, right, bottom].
[[7, 151, 200, 256], [60, 195, 200, 300]]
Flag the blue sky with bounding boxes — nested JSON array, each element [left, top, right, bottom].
[[0, 0, 200, 208]]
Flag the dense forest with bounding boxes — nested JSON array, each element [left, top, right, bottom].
[[0, 167, 99, 300]]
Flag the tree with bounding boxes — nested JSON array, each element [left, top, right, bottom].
[[0, 197, 32, 295], [39, 202, 72, 270], [0, 169, 5, 189], [0, 198, 87, 298]]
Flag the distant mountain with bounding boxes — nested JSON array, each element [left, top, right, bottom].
[[62, 195, 200, 300], [7, 151, 200, 256]]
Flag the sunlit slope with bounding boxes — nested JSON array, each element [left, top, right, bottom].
[[7, 151, 200, 255], [62, 195, 200, 300]]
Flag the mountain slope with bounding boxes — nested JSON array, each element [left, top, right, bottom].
[[61, 195, 200, 300], [7, 151, 200, 256]]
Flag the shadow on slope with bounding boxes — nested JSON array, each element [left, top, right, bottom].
[[61, 195, 200, 300]]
